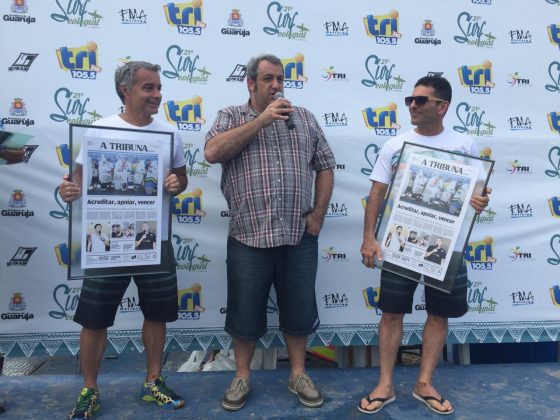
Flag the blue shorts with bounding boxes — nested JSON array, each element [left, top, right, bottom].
[[73, 241, 178, 329], [225, 232, 320, 341], [378, 263, 468, 318]]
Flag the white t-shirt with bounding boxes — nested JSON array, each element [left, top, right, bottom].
[[370, 127, 478, 185], [77, 115, 186, 238]]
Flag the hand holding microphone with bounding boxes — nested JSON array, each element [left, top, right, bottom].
[[273, 92, 295, 130]]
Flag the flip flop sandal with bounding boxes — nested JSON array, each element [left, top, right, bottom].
[[412, 391, 454, 415], [357, 394, 396, 414]]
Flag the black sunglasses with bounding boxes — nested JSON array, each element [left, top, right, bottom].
[[404, 95, 448, 107]]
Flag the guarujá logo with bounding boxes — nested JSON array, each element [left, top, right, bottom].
[[56, 42, 102, 80], [163, 1, 206, 35], [263, 2, 309, 40], [363, 10, 401, 45]]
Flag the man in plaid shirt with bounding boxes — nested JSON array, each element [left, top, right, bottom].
[[205, 54, 335, 411]]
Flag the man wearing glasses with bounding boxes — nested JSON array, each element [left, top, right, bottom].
[[359, 76, 490, 415]]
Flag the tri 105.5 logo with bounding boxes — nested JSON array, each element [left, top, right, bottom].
[[547, 24, 560, 49], [178, 283, 205, 320], [454, 12, 495, 47], [281, 54, 307, 89], [164, 1, 206, 35], [363, 10, 401, 45], [362, 103, 400, 136], [458, 61, 494, 94], [464, 236, 496, 270], [56, 42, 102, 80], [172, 188, 206, 224], [363, 287, 381, 315], [164, 96, 205, 131], [547, 111, 560, 134]]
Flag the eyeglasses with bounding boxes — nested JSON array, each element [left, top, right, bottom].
[[404, 96, 448, 107]]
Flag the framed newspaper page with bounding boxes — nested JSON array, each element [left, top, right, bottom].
[[67, 124, 174, 280], [374, 142, 494, 293]]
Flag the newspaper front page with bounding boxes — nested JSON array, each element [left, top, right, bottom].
[[381, 152, 480, 281]]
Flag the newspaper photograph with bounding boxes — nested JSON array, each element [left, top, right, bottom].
[[80, 136, 164, 269], [381, 152, 480, 281]]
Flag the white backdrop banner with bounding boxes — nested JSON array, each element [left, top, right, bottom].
[[1, 0, 560, 356]]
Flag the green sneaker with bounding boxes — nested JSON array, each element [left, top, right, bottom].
[[67, 387, 100, 419], [141, 376, 185, 409]]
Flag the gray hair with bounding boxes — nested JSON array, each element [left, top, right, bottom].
[[114, 61, 161, 104], [246, 54, 283, 82]]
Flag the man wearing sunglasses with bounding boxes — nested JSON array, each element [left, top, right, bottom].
[[359, 76, 490, 415]]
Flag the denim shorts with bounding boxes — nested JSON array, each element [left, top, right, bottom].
[[378, 263, 468, 318], [225, 232, 320, 341], [73, 241, 179, 329]]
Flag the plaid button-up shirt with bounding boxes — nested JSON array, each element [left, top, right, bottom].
[[205, 102, 336, 248]]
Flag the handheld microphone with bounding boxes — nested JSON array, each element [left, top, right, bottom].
[[273, 92, 295, 130]]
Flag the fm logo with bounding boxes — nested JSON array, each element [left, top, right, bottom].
[[164, 96, 205, 131], [453, 102, 494, 137], [464, 236, 496, 270], [454, 12, 495, 47], [362, 103, 399, 136], [548, 112, 560, 134], [363, 10, 401, 45], [324, 21, 349, 36], [508, 116, 532, 131], [263, 2, 308, 40], [547, 24, 560, 49], [281, 54, 306, 89], [164, 1, 205, 35], [550, 285, 560, 307], [545, 61, 560, 93], [548, 196, 560, 217], [119, 8, 147, 24], [172, 188, 206, 224], [363, 287, 381, 314], [322, 112, 348, 127], [55, 42, 101, 80], [178, 283, 205, 319], [508, 29, 532, 44], [458, 61, 494, 94]]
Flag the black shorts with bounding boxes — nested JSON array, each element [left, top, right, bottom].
[[73, 242, 178, 329], [378, 263, 468, 318]]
